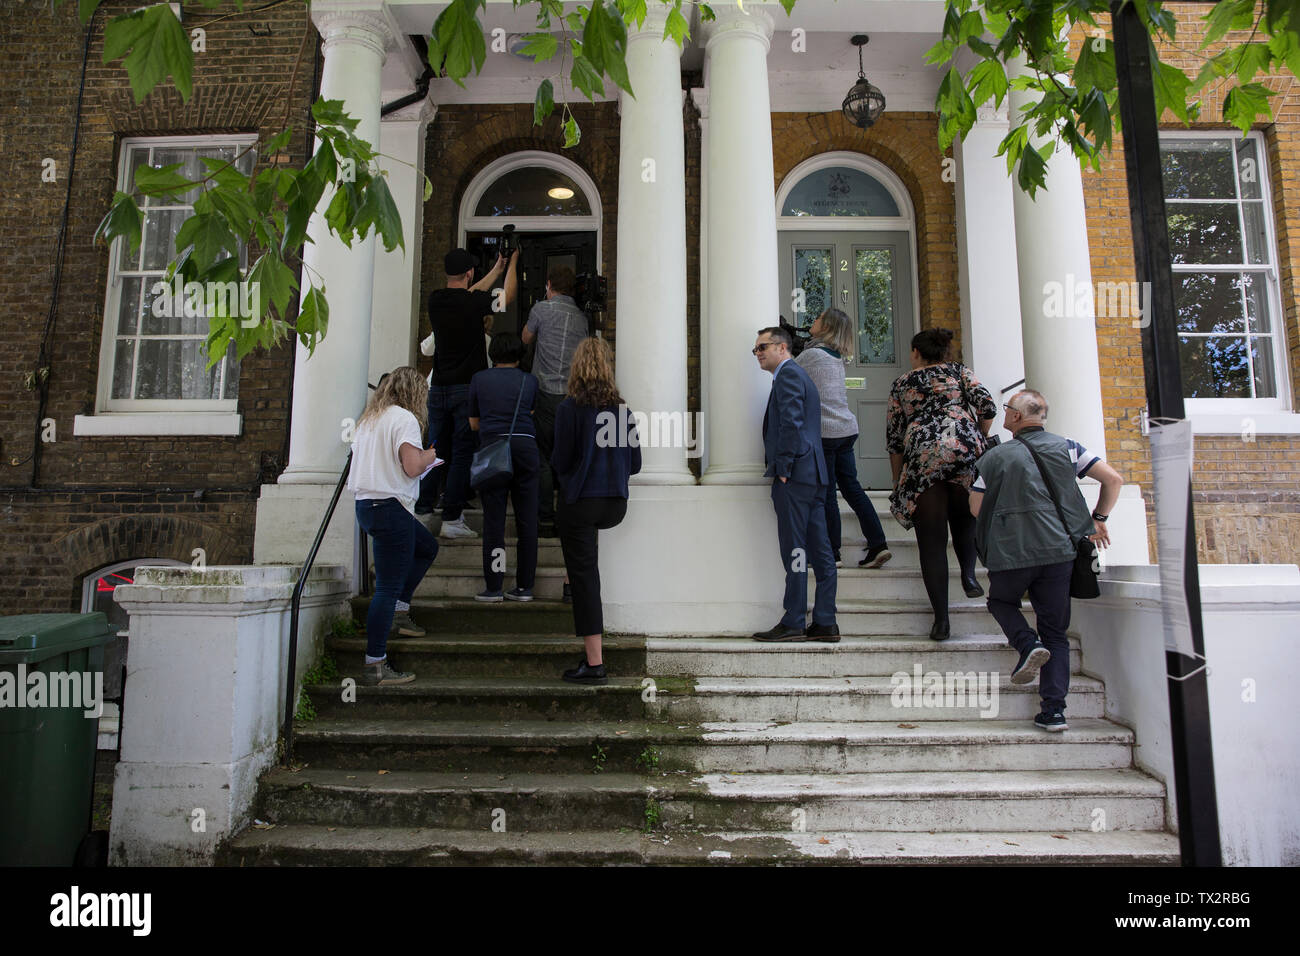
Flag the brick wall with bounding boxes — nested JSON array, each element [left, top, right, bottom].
[[0, 2, 314, 614], [1081, 5, 1300, 564]]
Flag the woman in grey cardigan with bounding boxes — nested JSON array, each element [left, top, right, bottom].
[[794, 308, 891, 569]]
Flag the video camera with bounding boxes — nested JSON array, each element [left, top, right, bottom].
[[778, 314, 813, 357]]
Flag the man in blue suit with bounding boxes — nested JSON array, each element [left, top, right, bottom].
[[753, 326, 839, 642]]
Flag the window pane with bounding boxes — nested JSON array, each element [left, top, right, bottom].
[[1235, 137, 1262, 199], [1251, 336, 1277, 398], [117, 277, 143, 335], [136, 340, 222, 399], [1243, 272, 1271, 334], [1179, 335, 1250, 398], [151, 147, 206, 205], [793, 248, 832, 325], [141, 208, 188, 271], [1161, 139, 1235, 199], [1167, 202, 1243, 264], [140, 281, 209, 336], [856, 249, 896, 364], [1242, 201, 1269, 264], [1174, 272, 1246, 334], [781, 167, 900, 217], [127, 146, 151, 204], [473, 167, 591, 216], [112, 340, 135, 398]]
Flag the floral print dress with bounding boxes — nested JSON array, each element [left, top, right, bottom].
[[886, 362, 996, 530]]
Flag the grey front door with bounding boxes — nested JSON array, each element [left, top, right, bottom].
[[778, 230, 914, 488]]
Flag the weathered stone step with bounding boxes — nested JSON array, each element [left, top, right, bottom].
[[251, 767, 1163, 834], [326, 632, 645, 678], [644, 634, 1081, 677], [304, 673, 1104, 723], [828, 599, 1034, 637], [289, 717, 1134, 774], [350, 597, 575, 635], [307, 675, 660, 721], [220, 824, 1179, 867]]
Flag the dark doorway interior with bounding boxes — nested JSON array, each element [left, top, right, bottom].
[[466, 231, 598, 338]]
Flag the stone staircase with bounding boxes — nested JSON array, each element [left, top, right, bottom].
[[221, 495, 1179, 865]]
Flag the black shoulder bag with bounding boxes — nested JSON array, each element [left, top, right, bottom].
[[1015, 437, 1101, 600], [469, 375, 526, 490]]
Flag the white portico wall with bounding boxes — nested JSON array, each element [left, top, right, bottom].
[[700, 4, 778, 484], [368, 97, 436, 386], [109, 565, 351, 865], [614, 8, 693, 484], [1008, 75, 1109, 460], [255, 2, 407, 573], [955, 105, 1026, 442]]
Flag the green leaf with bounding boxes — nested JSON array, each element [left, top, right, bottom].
[[584, 0, 633, 94], [133, 161, 197, 199], [174, 212, 238, 274], [102, 4, 193, 104], [283, 139, 337, 253], [262, 128, 293, 158], [620, 0, 649, 28], [1017, 141, 1049, 196], [1204, 0, 1258, 46], [564, 114, 581, 148], [518, 32, 558, 62], [779, 0, 796, 15], [966, 36, 995, 59], [353, 174, 405, 253], [967, 59, 1008, 110], [534, 78, 555, 125], [1264, 0, 1300, 33], [1235, 42, 1274, 83], [663, 4, 690, 46], [571, 53, 606, 100], [1223, 82, 1276, 132], [297, 286, 330, 352], [312, 99, 360, 134], [79, 0, 105, 23], [248, 250, 298, 320], [1074, 41, 1116, 95], [94, 191, 143, 256], [431, 0, 488, 87], [199, 155, 251, 191], [1151, 57, 1193, 124]]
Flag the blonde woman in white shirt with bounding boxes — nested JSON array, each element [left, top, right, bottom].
[[349, 367, 441, 685]]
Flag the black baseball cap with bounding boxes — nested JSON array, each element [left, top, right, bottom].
[[444, 248, 476, 275]]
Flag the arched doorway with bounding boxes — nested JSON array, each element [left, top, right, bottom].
[[459, 151, 603, 336], [776, 152, 920, 488]]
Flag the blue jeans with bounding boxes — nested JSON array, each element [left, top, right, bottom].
[[355, 498, 439, 659], [480, 436, 540, 592], [822, 434, 887, 555], [422, 384, 477, 521]]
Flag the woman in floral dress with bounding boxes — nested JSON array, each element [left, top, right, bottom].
[[886, 328, 996, 641]]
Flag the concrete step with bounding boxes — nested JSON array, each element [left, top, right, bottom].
[[832, 599, 1032, 637], [288, 717, 1135, 774], [644, 634, 1081, 677], [305, 673, 1105, 723], [220, 824, 1179, 866], [350, 597, 575, 635], [327, 632, 645, 678], [250, 767, 1164, 834]]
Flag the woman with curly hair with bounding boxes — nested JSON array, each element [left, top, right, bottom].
[[348, 366, 440, 685], [886, 329, 995, 641], [551, 337, 641, 684]]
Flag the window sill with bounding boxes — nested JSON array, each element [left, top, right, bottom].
[[73, 412, 243, 437], [1190, 412, 1300, 436]]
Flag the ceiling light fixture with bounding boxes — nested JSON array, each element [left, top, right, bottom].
[[842, 35, 886, 130]]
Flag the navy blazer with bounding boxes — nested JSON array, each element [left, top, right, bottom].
[[762, 358, 829, 485]]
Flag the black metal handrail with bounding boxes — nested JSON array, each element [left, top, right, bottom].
[[283, 449, 352, 765]]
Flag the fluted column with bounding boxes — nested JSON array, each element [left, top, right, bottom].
[[615, 7, 694, 483], [1008, 74, 1109, 456], [700, 6, 776, 484], [280, 2, 395, 484]]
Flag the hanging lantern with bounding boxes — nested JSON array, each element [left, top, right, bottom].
[[842, 35, 886, 130]]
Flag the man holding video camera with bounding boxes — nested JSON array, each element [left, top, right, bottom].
[[423, 247, 518, 538]]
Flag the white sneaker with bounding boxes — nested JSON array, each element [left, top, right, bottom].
[[439, 517, 477, 539]]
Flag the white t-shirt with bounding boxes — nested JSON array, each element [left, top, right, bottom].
[[348, 405, 423, 513]]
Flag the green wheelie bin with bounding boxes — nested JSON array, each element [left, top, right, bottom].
[[0, 613, 117, 865]]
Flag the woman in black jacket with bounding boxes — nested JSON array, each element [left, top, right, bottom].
[[551, 337, 641, 684], [468, 333, 539, 601]]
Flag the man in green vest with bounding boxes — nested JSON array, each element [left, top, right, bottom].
[[969, 389, 1124, 732]]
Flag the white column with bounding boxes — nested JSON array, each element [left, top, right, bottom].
[[700, 6, 776, 484], [614, 8, 693, 484], [690, 87, 710, 474], [1008, 80, 1109, 457], [280, 3, 395, 484], [368, 98, 436, 386], [955, 105, 1025, 441]]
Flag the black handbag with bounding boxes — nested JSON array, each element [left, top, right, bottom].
[[469, 375, 526, 490], [1015, 436, 1101, 600]]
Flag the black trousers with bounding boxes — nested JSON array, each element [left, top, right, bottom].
[[556, 495, 628, 637], [532, 390, 564, 525], [479, 436, 540, 592], [986, 559, 1073, 713], [912, 480, 977, 621]]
